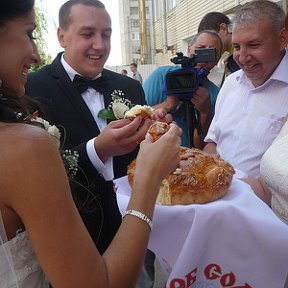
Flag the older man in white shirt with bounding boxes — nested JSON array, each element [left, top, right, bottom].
[[204, 0, 288, 178]]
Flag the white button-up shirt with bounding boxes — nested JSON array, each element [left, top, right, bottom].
[[205, 51, 288, 178], [61, 55, 113, 180]]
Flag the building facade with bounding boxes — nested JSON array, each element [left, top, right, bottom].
[[119, 0, 287, 66], [119, 0, 154, 65]]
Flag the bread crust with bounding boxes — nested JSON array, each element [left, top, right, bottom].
[[161, 147, 235, 204], [127, 145, 235, 205], [124, 105, 154, 119], [148, 121, 170, 141]]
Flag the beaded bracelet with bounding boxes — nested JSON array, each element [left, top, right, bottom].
[[122, 210, 153, 230]]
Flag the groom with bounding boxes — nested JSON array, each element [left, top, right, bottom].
[[26, 0, 152, 255]]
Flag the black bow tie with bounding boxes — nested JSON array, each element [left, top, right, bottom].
[[73, 74, 107, 94]]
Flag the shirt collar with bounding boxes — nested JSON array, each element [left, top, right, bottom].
[[60, 53, 102, 81]]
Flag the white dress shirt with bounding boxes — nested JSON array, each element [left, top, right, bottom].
[[205, 51, 288, 178], [61, 55, 114, 180]]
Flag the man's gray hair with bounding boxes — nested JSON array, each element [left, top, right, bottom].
[[233, 0, 285, 31]]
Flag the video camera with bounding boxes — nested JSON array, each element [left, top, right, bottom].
[[165, 48, 216, 101]]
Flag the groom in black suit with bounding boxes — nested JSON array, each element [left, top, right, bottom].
[[25, 0, 154, 255]]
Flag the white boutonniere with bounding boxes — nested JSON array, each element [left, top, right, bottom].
[[98, 90, 134, 120]]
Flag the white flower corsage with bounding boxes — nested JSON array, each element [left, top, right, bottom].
[[98, 90, 134, 120], [30, 111, 61, 148]]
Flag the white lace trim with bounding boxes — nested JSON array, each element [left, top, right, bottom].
[[0, 231, 48, 287]]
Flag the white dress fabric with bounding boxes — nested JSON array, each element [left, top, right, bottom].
[[260, 119, 288, 224], [0, 230, 49, 288]]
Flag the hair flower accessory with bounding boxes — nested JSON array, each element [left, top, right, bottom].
[[30, 111, 61, 148], [98, 90, 134, 120]]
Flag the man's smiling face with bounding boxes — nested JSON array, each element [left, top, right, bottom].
[[58, 4, 112, 79], [232, 18, 287, 87]]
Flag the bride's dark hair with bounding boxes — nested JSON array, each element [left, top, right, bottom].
[[0, 89, 41, 123], [0, 0, 37, 122], [0, 0, 35, 25]]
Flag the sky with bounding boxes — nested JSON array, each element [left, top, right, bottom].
[[35, 0, 122, 66]]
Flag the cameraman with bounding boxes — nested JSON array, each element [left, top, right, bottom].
[[143, 30, 222, 149], [198, 11, 240, 88]]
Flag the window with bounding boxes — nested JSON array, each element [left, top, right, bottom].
[[130, 7, 138, 15], [153, 0, 176, 21], [131, 32, 140, 41], [153, 1, 161, 21], [132, 47, 141, 54], [166, 0, 176, 11], [133, 6, 149, 18], [131, 19, 139, 27], [146, 7, 149, 15]]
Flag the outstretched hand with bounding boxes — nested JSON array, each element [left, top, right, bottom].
[[134, 123, 182, 186], [152, 107, 173, 123], [95, 117, 152, 162]]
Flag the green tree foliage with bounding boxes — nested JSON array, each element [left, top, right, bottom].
[[32, 6, 52, 71]]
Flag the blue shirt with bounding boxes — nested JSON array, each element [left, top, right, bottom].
[[143, 66, 219, 147]]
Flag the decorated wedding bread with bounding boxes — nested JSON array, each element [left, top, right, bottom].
[[127, 121, 235, 205]]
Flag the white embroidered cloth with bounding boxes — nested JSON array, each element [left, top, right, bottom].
[[115, 176, 288, 288]]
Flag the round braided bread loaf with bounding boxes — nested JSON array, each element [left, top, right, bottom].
[[127, 121, 235, 205]]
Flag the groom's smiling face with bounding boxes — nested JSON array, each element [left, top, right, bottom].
[[58, 4, 112, 79]]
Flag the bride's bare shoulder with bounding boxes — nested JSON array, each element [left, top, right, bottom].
[[0, 122, 58, 163], [0, 122, 52, 143]]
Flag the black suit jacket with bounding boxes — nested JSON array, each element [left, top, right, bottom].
[[25, 52, 146, 254]]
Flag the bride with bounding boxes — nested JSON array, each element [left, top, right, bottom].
[[0, 0, 182, 287]]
